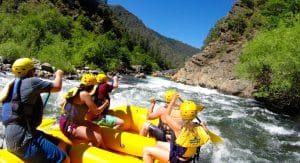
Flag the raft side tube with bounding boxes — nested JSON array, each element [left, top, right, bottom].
[[110, 105, 159, 132], [101, 127, 157, 157], [69, 144, 143, 163]]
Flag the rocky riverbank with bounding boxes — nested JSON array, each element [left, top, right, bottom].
[[172, 40, 255, 98], [172, 1, 256, 99], [1, 58, 85, 80], [0, 57, 149, 80]]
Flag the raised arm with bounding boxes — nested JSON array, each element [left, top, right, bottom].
[[96, 99, 109, 113], [81, 91, 107, 115], [112, 75, 118, 89], [160, 96, 181, 136], [162, 113, 181, 136], [161, 103, 181, 136], [51, 69, 63, 92], [147, 97, 162, 120], [165, 94, 178, 115]]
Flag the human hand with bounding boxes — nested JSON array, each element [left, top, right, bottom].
[[149, 97, 156, 103], [113, 75, 118, 80], [171, 93, 179, 101], [200, 121, 209, 132], [55, 69, 64, 77], [176, 93, 180, 98]]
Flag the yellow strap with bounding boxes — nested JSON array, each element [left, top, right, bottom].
[[63, 87, 79, 99], [60, 101, 67, 115], [37, 118, 56, 130]]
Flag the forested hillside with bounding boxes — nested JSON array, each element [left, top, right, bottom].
[[174, 0, 300, 115], [0, 0, 197, 74], [110, 5, 199, 68]]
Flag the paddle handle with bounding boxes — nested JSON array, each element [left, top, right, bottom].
[[178, 97, 184, 102], [155, 99, 166, 103]]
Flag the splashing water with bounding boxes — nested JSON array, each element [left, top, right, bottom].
[[0, 73, 299, 162]]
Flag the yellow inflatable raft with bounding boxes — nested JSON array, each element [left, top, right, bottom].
[[0, 105, 159, 163], [0, 105, 211, 163]]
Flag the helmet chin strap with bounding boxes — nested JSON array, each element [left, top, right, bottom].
[[195, 117, 201, 123]]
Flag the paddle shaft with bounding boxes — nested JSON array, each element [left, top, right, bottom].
[[43, 92, 51, 108], [155, 99, 166, 103]]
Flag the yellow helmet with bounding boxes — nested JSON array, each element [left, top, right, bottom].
[[80, 74, 97, 86], [12, 58, 34, 77], [96, 73, 107, 83], [164, 89, 177, 103], [180, 101, 197, 120]]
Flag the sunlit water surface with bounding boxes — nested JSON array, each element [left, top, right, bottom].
[[0, 73, 299, 162]]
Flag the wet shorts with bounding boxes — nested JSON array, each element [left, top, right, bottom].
[[148, 123, 167, 142], [23, 131, 67, 162], [169, 156, 192, 163], [94, 115, 117, 127], [59, 116, 77, 138]]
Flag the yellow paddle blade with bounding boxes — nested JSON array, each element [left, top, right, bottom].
[[37, 118, 56, 130], [208, 130, 223, 144], [196, 104, 205, 112]]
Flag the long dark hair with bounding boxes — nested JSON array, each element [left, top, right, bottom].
[[78, 84, 94, 92]]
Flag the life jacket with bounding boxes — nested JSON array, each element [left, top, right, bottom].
[[169, 123, 210, 163], [2, 78, 25, 126], [175, 125, 209, 147]]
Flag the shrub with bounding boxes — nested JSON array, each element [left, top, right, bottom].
[[0, 41, 26, 61], [235, 21, 300, 99], [38, 37, 74, 72]]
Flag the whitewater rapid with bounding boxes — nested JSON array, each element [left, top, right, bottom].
[[0, 73, 299, 162]]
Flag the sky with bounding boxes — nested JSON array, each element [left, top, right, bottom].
[[108, 0, 235, 48]]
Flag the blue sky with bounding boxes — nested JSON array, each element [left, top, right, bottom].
[[108, 0, 235, 48]]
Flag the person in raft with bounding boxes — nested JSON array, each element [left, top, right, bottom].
[[85, 73, 124, 130], [142, 95, 210, 163], [59, 74, 105, 148], [139, 90, 183, 142], [1, 58, 69, 162]]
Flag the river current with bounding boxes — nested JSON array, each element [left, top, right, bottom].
[[0, 73, 299, 162]]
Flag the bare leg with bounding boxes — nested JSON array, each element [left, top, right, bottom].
[[143, 146, 169, 163], [71, 121, 105, 148], [156, 141, 170, 151]]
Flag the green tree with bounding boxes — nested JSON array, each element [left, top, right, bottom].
[[235, 22, 300, 103]]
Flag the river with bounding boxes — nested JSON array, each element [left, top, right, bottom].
[[0, 73, 299, 162]]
